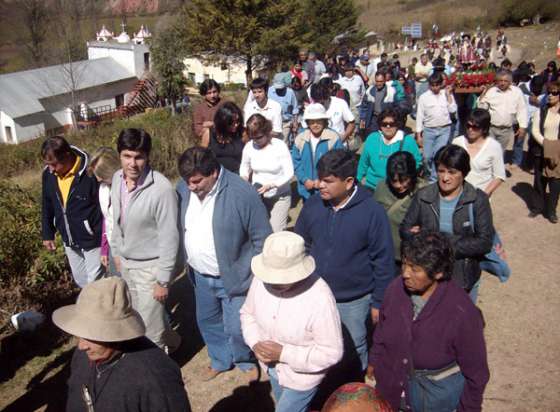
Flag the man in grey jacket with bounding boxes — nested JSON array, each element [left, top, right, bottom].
[[111, 128, 180, 349], [177, 147, 272, 381]]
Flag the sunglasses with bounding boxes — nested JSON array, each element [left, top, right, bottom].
[[381, 122, 397, 128], [466, 123, 481, 130], [550, 90, 560, 96]]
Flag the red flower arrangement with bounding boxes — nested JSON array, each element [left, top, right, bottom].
[[446, 70, 495, 90]]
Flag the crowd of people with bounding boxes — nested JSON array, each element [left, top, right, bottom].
[[39, 30, 560, 412]]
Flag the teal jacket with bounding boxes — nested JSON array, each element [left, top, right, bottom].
[[291, 128, 343, 199], [357, 131, 422, 190]]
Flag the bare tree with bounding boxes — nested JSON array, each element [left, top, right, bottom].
[[13, 0, 50, 67]]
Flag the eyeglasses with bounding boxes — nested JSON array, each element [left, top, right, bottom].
[[466, 123, 481, 130], [381, 122, 397, 128], [549, 90, 560, 96]]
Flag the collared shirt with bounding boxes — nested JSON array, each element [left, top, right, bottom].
[[335, 75, 365, 110], [56, 155, 81, 206], [240, 275, 343, 391], [185, 171, 221, 276], [268, 87, 299, 122], [477, 85, 528, 128], [192, 99, 224, 138], [244, 98, 283, 134], [332, 185, 358, 211], [416, 90, 457, 132], [414, 62, 433, 81], [119, 168, 148, 225]]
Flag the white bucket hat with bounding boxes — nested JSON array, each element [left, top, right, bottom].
[[251, 231, 316, 285], [52, 277, 145, 342], [303, 103, 330, 121]]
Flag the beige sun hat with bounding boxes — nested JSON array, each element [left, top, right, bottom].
[[251, 231, 316, 284], [52, 277, 145, 342], [303, 103, 330, 121]]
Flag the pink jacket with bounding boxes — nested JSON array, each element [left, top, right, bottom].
[[240, 275, 343, 391]]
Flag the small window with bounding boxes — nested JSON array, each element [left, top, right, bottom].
[[115, 94, 124, 107], [144, 52, 150, 71], [4, 126, 13, 143]]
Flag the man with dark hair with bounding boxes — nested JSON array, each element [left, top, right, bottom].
[[111, 128, 180, 349], [360, 71, 406, 134], [416, 72, 458, 181], [295, 149, 395, 385], [177, 147, 271, 381], [478, 69, 528, 160], [244, 77, 283, 137], [41, 135, 103, 287], [193, 79, 224, 146]]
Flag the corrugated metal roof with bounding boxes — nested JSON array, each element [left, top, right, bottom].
[[0, 57, 136, 119]]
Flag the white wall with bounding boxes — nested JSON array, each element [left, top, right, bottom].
[[88, 42, 150, 78], [12, 78, 138, 143], [183, 57, 250, 86], [0, 110, 17, 144]]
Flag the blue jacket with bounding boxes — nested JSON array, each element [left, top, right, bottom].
[[359, 82, 408, 130], [295, 185, 396, 307], [41, 146, 102, 249], [177, 168, 272, 296], [291, 128, 344, 199]]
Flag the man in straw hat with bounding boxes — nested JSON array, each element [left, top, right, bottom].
[[52, 277, 191, 412], [240, 231, 343, 412]]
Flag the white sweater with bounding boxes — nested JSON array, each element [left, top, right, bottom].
[[239, 138, 294, 198]]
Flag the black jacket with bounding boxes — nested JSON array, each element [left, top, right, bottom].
[[41, 146, 102, 249], [66, 337, 191, 412], [400, 182, 494, 290]]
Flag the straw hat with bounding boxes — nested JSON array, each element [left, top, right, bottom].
[[251, 231, 316, 285], [52, 277, 145, 342], [303, 103, 330, 121]]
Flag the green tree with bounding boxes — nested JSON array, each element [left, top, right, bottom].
[[296, 0, 364, 54], [151, 25, 187, 115], [178, 0, 299, 83]]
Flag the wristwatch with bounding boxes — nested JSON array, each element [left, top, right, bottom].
[[156, 280, 169, 288]]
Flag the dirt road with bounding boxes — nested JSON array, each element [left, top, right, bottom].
[[178, 167, 560, 412]]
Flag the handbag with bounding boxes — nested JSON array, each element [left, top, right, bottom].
[[408, 362, 465, 412]]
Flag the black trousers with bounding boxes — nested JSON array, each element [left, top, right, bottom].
[[532, 155, 560, 216]]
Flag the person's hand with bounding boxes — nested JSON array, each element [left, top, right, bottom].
[[113, 256, 121, 273], [313, 180, 321, 189], [445, 85, 453, 95], [153, 283, 169, 302], [259, 341, 283, 363], [100, 255, 108, 268], [257, 184, 274, 195], [360, 120, 366, 130], [410, 225, 421, 234], [42, 240, 56, 251], [304, 180, 315, 190], [495, 242, 508, 260], [370, 308, 380, 324], [202, 121, 214, 129], [366, 365, 376, 382], [415, 132, 423, 148], [515, 128, 527, 140]]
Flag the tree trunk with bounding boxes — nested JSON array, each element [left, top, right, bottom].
[[245, 54, 253, 86]]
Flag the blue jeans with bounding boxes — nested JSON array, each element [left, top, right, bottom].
[[336, 293, 372, 372], [268, 367, 318, 412], [191, 270, 255, 372], [512, 122, 527, 166], [479, 232, 511, 283], [422, 126, 452, 182]]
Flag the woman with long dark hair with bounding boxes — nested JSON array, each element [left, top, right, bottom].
[[205, 102, 246, 174]]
